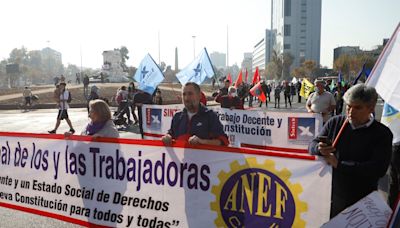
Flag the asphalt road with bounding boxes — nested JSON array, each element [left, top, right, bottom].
[[0, 98, 386, 227]]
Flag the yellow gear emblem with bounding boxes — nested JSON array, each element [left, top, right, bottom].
[[210, 157, 307, 227]]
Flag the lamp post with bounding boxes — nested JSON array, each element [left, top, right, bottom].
[[192, 35, 196, 59]]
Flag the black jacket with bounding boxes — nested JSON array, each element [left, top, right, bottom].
[[309, 115, 392, 209]]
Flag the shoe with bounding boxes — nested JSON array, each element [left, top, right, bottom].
[[128, 120, 133, 124], [69, 129, 75, 134], [48, 130, 56, 134], [133, 120, 139, 125]]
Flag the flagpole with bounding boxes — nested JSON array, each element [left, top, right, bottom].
[[226, 25, 229, 69], [158, 30, 161, 65]]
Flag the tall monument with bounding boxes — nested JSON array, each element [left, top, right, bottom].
[[175, 47, 179, 72]]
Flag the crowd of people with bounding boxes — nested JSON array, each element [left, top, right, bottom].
[[42, 74, 399, 219]]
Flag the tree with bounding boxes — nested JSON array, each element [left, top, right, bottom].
[[334, 53, 376, 82], [266, 50, 282, 80], [265, 51, 294, 80], [291, 60, 317, 80], [8, 46, 28, 65], [282, 52, 294, 80]]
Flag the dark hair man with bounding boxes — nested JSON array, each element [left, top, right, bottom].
[[308, 83, 393, 218], [162, 82, 229, 146], [48, 82, 75, 134]]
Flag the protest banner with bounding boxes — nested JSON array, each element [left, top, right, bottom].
[[321, 191, 392, 228], [141, 104, 323, 152], [0, 132, 331, 227]]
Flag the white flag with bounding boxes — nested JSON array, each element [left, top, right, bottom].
[[366, 23, 400, 111], [381, 103, 400, 144]]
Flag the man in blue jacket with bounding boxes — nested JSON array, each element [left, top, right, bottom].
[[162, 82, 229, 146]]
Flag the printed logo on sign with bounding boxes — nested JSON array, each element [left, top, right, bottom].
[[146, 108, 162, 130], [288, 117, 315, 145], [211, 158, 307, 228]]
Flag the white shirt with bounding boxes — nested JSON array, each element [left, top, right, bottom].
[[307, 91, 336, 122], [59, 90, 70, 110]]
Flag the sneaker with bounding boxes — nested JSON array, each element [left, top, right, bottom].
[[69, 129, 75, 134], [128, 120, 133, 125], [48, 130, 56, 134]]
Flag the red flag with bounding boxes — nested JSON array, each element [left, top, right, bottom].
[[252, 67, 260, 84], [245, 68, 248, 82], [234, 70, 243, 88], [250, 81, 266, 102], [226, 73, 232, 84]]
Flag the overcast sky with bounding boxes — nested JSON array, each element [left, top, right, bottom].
[[0, 0, 399, 70]]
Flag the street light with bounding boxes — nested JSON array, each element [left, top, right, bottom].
[[192, 35, 196, 59]]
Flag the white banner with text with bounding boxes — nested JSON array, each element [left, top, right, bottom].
[[141, 104, 323, 151], [0, 132, 331, 227]]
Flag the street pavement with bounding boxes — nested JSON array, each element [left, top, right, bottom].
[[0, 96, 386, 227]]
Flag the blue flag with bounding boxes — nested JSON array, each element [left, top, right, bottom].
[[176, 48, 215, 85], [352, 63, 370, 85], [133, 54, 164, 95], [338, 70, 344, 87]]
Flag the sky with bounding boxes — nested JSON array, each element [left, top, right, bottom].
[[0, 0, 399, 70]]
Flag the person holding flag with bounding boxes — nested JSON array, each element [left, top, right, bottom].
[[213, 79, 230, 99], [258, 81, 269, 108], [250, 81, 267, 106], [364, 23, 400, 211], [133, 53, 164, 136], [215, 86, 244, 110], [308, 83, 393, 218], [133, 54, 164, 96], [299, 78, 315, 99]]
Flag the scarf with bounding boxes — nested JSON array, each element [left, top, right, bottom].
[[85, 121, 106, 135]]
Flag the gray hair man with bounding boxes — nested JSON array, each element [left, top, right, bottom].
[[306, 79, 336, 124], [308, 83, 393, 218]]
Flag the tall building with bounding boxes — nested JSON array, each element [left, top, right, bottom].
[[210, 52, 226, 69], [252, 29, 274, 73], [253, 38, 265, 72], [175, 47, 179, 72], [271, 0, 321, 68], [41, 47, 63, 78], [242, 52, 253, 71], [333, 46, 361, 63]]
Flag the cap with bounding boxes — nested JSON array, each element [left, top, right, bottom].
[[314, 79, 325, 85], [59, 82, 67, 86]]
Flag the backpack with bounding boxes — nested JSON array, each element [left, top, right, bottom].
[[67, 91, 72, 103]]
